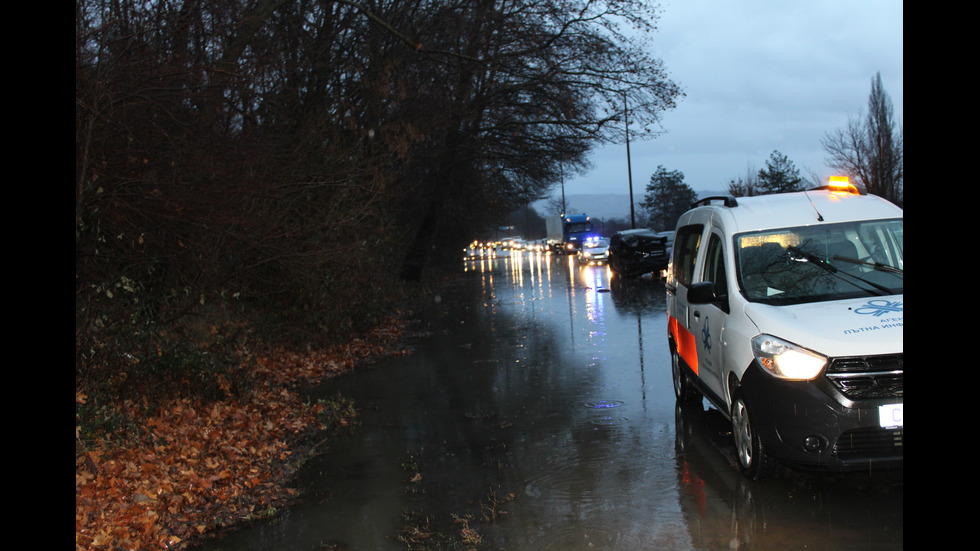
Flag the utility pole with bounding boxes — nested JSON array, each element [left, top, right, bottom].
[[624, 92, 635, 228], [560, 163, 566, 214]]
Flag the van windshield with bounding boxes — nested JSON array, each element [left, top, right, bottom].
[[734, 218, 903, 305]]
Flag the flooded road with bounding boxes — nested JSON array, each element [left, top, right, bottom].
[[196, 251, 903, 550]]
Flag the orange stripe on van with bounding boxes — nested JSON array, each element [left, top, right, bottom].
[[668, 316, 699, 375]]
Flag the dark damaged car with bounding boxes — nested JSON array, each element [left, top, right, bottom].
[[608, 229, 670, 278]]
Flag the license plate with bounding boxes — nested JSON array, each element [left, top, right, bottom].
[[878, 404, 903, 428]]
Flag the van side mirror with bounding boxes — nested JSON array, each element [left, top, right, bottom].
[[688, 281, 716, 303], [688, 281, 729, 312]]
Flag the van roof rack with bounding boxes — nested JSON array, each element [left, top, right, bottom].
[[692, 195, 738, 209]]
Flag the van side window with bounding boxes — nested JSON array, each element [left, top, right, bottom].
[[673, 225, 703, 287], [702, 233, 728, 297]]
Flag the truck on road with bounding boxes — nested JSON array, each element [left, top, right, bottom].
[[546, 214, 597, 254]]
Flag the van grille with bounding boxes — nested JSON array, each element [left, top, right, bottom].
[[833, 427, 903, 460], [824, 353, 903, 400]]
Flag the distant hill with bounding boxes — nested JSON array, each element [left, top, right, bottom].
[[531, 194, 637, 220], [533, 191, 727, 220]]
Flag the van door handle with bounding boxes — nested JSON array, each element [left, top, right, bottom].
[[692, 310, 701, 319]]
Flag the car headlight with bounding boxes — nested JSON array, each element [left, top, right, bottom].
[[751, 334, 827, 380]]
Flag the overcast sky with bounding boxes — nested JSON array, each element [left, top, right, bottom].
[[561, 0, 903, 197]]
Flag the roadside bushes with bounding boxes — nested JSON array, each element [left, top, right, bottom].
[[74, 204, 407, 410]]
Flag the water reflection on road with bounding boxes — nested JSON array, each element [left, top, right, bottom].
[[195, 250, 902, 551]]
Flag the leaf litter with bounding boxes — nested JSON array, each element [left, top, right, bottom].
[[76, 317, 412, 550]]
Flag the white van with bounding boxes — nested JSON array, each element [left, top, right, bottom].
[[666, 179, 903, 478]]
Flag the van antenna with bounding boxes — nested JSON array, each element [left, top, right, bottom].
[[803, 190, 824, 222]]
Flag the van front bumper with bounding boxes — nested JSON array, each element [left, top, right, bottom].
[[739, 361, 903, 471]]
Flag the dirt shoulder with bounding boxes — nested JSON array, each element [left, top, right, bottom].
[[76, 316, 415, 550]]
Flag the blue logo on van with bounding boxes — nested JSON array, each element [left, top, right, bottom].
[[701, 317, 712, 352], [855, 299, 903, 316]]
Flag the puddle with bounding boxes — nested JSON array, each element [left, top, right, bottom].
[[193, 253, 903, 551]]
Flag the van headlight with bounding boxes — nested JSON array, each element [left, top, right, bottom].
[[751, 334, 827, 380]]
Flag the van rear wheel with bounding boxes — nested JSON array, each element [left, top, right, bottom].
[[671, 345, 702, 405]]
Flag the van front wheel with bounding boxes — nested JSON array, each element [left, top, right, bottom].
[[731, 389, 774, 479]]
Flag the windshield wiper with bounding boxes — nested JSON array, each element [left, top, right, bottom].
[[787, 247, 895, 296], [831, 255, 903, 275]]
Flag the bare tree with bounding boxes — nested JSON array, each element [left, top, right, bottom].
[[384, 0, 684, 280], [76, 0, 683, 384], [822, 72, 903, 205]]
